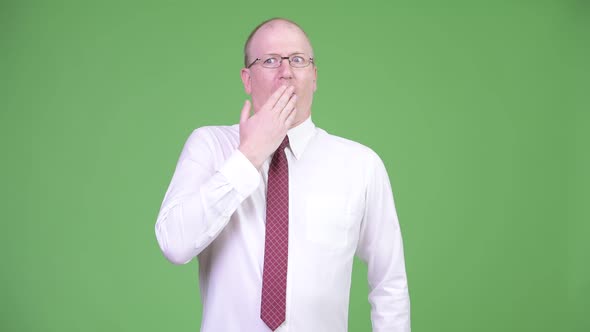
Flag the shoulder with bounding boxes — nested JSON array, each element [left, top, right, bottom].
[[314, 128, 381, 163], [185, 124, 240, 147], [189, 124, 239, 140]]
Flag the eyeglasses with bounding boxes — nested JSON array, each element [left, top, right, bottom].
[[247, 53, 314, 69]]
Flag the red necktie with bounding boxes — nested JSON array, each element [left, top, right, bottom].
[[261, 136, 290, 331]]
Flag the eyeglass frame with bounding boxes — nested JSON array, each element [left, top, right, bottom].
[[246, 53, 315, 69]]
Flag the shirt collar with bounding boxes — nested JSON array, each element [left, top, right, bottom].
[[286, 115, 316, 160]]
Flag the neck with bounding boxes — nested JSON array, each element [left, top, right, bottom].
[[288, 111, 311, 129]]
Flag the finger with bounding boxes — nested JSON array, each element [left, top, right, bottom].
[[284, 107, 298, 128], [273, 86, 295, 114], [264, 85, 289, 111], [240, 99, 251, 124], [279, 94, 297, 122]]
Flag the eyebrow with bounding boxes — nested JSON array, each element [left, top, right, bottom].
[[263, 52, 306, 56]]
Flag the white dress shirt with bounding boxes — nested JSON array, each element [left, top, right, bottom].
[[155, 116, 411, 332]]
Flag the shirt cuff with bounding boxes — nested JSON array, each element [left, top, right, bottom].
[[218, 149, 261, 199]]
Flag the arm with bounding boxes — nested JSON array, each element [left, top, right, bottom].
[[355, 151, 411, 332], [155, 87, 298, 265], [154, 127, 260, 265]]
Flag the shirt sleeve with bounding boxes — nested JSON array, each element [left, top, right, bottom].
[[355, 151, 411, 332], [155, 127, 261, 265]]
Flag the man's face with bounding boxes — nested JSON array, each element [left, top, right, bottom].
[[241, 21, 317, 124]]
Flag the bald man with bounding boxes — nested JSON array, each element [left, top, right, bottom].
[[155, 18, 411, 332]]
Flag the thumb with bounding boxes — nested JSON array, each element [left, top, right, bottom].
[[240, 99, 251, 124]]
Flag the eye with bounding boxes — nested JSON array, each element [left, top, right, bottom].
[[291, 55, 305, 63], [263, 56, 278, 65]]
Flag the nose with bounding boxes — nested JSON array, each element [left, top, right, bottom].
[[278, 58, 294, 79]]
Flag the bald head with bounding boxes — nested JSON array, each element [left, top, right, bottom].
[[243, 18, 314, 67], [239, 18, 317, 128]]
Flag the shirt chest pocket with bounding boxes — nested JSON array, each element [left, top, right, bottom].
[[304, 194, 361, 249]]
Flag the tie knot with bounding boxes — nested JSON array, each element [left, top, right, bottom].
[[278, 136, 290, 151]]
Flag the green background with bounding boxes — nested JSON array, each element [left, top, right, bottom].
[[2, 0, 588, 331]]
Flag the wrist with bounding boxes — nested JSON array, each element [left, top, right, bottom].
[[238, 145, 265, 169]]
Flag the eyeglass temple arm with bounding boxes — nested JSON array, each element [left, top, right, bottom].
[[247, 58, 260, 69]]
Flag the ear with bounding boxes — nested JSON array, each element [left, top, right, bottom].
[[312, 65, 318, 92], [240, 68, 252, 94]]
